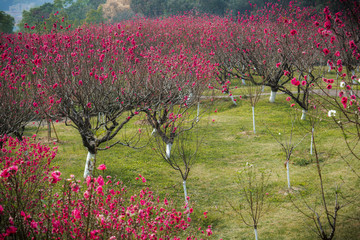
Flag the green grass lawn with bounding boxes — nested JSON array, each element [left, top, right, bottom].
[[23, 93, 359, 240]]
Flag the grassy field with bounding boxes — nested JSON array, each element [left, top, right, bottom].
[[23, 88, 360, 240]]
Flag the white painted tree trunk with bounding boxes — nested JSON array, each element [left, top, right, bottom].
[[151, 128, 157, 135], [183, 180, 190, 215], [261, 85, 264, 92], [252, 106, 256, 134], [254, 227, 258, 240], [230, 95, 237, 105], [269, 91, 277, 103], [84, 152, 96, 179], [242, 79, 246, 85], [166, 143, 172, 159], [352, 71, 357, 84], [310, 127, 314, 155], [301, 109, 307, 120], [327, 62, 331, 72], [286, 161, 291, 189]]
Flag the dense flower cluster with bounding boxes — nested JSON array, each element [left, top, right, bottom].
[[0, 136, 213, 239]]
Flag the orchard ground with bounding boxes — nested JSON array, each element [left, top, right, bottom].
[[24, 92, 360, 240]]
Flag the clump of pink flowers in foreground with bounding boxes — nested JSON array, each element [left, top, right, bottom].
[[0, 136, 213, 239]]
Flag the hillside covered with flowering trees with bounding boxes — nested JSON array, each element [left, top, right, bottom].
[[0, 0, 359, 239]]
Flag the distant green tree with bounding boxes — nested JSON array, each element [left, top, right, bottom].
[[166, 0, 198, 15], [63, 0, 105, 23], [131, 0, 166, 17], [18, 2, 55, 31], [85, 6, 105, 24], [0, 11, 14, 33]]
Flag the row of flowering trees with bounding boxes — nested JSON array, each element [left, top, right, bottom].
[[2, 1, 359, 175], [1, 16, 219, 179]]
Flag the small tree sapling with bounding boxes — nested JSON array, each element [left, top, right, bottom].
[[266, 113, 308, 189], [229, 163, 271, 240]]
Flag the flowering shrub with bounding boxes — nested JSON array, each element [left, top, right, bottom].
[[0, 136, 213, 239], [0, 135, 58, 239]]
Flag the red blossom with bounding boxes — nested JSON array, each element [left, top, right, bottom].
[[323, 48, 330, 55]]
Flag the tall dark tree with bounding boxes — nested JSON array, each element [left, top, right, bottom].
[[0, 11, 15, 33]]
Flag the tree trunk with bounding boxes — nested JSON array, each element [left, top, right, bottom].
[[269, 91, 277, 103], [301, 109, 307, 120], [252, 106, 256, 134], [166, 142, 172, 159], [84, 152, 96, 179], [286, 161, 291, 189], [254, 227, 259, 240], [230, 95, 237, 105], [47, 119, 51, 142], [183, 180, 190, 214], [310, 127, 314, 155], [151, 128, 157, 135], [196, 102, 200, 122]]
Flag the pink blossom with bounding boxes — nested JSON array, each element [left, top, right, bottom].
[[286, 97, 291, 101], [84, 190, 90, 199], [291, 78, 300, 86], [206, 226, 213, 236], [50, 171, 61, 184], [276, 62, 281, 68], [72, 208, 81, 220], [97, 164, 106, 171], [290, 29, 297, 35], [349, 40, 357, 49], [97, 175, 104, 186], [6, 226, 17, 235], [323, 48, 330, 55], [341, 97, 348, 104], [335, 51, 340, 57], [87, 102, 92, 108], [0, 169, 10, 178], [30, 220, 38, 229], [96, 185, 103, 195], [8, 165, 18, 174], [301, 81, 307, 86]]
